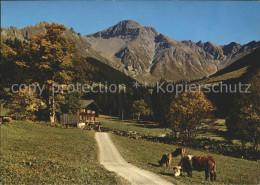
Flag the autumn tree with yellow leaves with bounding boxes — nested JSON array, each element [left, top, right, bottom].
[[238, 105, 259, 149], [8, 85, 43, 120], [10, 24, 77, 122], [17, 24, 76, 84], [3, 23, 90, 122], [226, 70, 260, 151], [0, 41, 18, 92], [227, 101, 259, 151], [0, 40, 25, 114], [132, 99, 151, 121], [166, 91, 215, 139]]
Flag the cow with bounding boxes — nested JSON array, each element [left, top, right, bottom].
[[173, 155, 216, 181], [172, 147, 185, 157], [158, 153, 172, 168], [2, 117, 12, 124]]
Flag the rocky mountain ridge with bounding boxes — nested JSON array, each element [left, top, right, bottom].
[[85, 20, 259, 82], [1, 20, 259, 83], [1, 21, 110, 64]]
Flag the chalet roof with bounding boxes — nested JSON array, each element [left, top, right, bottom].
[[79, 100, 95, 108]]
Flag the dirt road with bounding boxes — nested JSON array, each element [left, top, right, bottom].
[[95, 132, 173, 185]]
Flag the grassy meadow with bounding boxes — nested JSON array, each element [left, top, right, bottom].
[[111, 134, 260, 185], [100, 115, 258, 148], [0, 121, 126, 184], [100, 115, 228, 140], [1, 117, 258, 184], [99, 115, 172, 136]]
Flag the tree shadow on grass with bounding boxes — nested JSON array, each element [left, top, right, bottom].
[[148, 163, 161, 167], [159, 172, 174, 177], [135, 124, 162, 129]]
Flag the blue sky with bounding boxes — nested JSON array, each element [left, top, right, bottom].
[[1, 1, 260, 45]]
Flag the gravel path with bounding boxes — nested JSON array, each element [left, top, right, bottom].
[[95, 132, 173, 185]]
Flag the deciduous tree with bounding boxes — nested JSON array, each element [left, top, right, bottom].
[[7, 85, 42, 120], [226, 69, 260, 151], [166, 91, 215, 139], [132, 99, 151, 120], [14, 23, 84, 122]]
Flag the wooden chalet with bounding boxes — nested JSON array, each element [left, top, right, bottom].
[[59, 100, 100, 129]]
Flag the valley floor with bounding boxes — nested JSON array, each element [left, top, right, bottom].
[[1, 120, 259, 184]]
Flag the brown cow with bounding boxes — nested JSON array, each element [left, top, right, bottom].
[[158, 153, 172, 168], [173, 155, 216, 181], [2, 117, 12, 124], [172, 147, 185, 157]]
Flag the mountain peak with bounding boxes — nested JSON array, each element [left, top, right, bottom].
[[229, 41, 240, 46], [222, 42, 242, 55], [182, 40, 196, 45], [38, 21, 50, 25], [88, 20, 144, 39], [116, 20, 142, 28], [196, 40, 205, 47], [205, 41, 218, 47]]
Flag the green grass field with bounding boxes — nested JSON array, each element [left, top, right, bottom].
[[111, 134, 260, 185], [197, 119, 227, 141], [99, 115, 172, 136], [0, 121, 126, 184], [100, 115, 256, 148], [100, 115, 228, 140]]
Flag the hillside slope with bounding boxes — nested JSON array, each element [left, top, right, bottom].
[[202, 48, 260, 118], [0, 121, 126, 184]]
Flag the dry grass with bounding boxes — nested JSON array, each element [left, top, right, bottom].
[[199, 66, 248, 85]]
